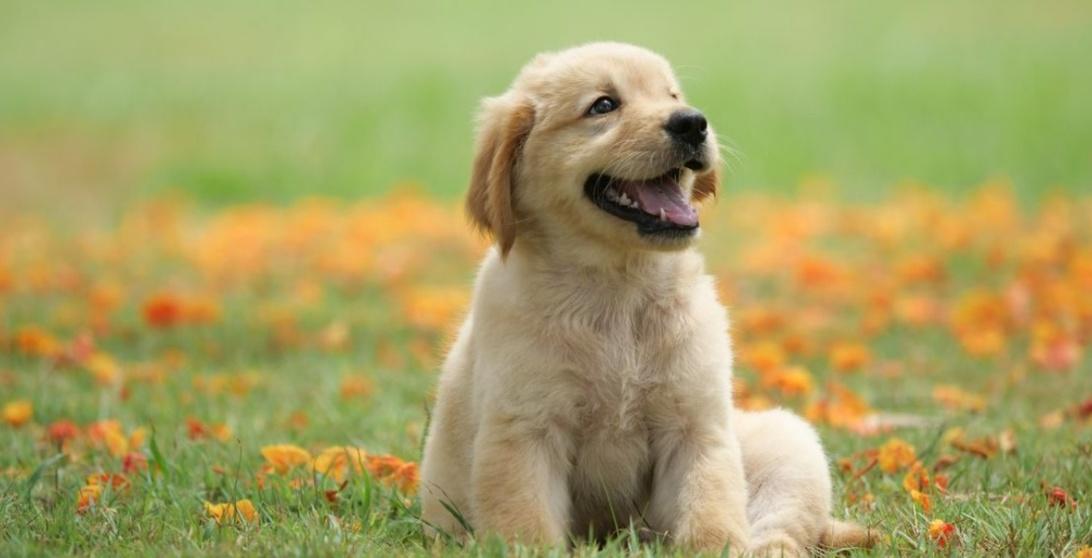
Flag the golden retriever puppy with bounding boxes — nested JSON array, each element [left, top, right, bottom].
[[419, 42, 872, 556]]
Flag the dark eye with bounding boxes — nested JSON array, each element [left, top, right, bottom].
[[587, 96, 619, 116]]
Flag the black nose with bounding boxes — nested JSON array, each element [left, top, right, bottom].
[[664, 109, 708, 147]]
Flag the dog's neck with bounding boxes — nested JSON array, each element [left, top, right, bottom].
[[503, 231, 702, 291]]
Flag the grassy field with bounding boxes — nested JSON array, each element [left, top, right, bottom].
[[2, 188, 1091, 556], [2, 0, 1091, 212], [2, 1, 1092, 556]]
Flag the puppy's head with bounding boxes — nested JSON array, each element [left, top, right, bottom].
[[467, 42, 720, 256]]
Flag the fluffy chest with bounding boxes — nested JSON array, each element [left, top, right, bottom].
[[562, 315, 702, 536], [544, 288, 691, 429]]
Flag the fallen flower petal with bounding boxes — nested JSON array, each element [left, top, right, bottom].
[[313, 446, 368, 482], [123, 452, 148, 473], [932, 384, 986, 412], [261, 444, 313, 474], [46, 420, 80, 445], [829, 341, 872, 373], [3, 400, 33, 427], [928, 519, 956, 548], [877, 437, 917, 473], [1047, 486, 1077, 509], [204, 499, 258, 524], [910, 489, 932, 514], [143, 293, 185, 328], [76, 484, 102, 513]]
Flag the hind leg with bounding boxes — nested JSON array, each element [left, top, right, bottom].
[[734, 408, 832, 557]]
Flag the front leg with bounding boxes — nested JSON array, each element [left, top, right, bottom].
[[649, 420, 750, 554], [471, 414, 572, 546]]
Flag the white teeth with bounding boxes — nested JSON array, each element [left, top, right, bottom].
[[603, 187, 640, 210], [605, 188, 639, 209], [659, 208, 667, 220]]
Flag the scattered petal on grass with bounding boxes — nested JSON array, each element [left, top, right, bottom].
[[15, 326, 60, 358], [76, 484, 102, 513], [805, 383, 872, 431], [86, 352, 122, 385], [129, 427, 148, 449], [46, 420, 80, 445], [957, 328, 1006, 358], [204, 499, 258, 524], [193, 371, 262, 397], [76, 473, 128, 513], [186, 418, 232, 442], [313, 446, 368, 483], [894, 294, 940, 326], [950, 432, 1003, 459], [87, 420, 130, 457], [828, 341, 872, 373], [932, 385, 986, 412], [143, 294, 185, 328], [87, 473, 130, 490], [934, 473, 950, 493], [1046, 485, 1077, 509], [3, 400, 33, 427], [739, 341, 786, 374], [122, 452, 148, 473], [261, 444, 313, 474], [365, 454, 420, 494], [1031, 325, 1082, 371], [398, 286, 469, 332], [762, 366, 814, 396], [1079, 398, 1092, 420], [928, 519, 956, 548], [877, 438, 917, 473], [183, 294, 221, 325], [339, 375, 374, 400], [903, 461, 930, 493], [910, 489, 932, 514]]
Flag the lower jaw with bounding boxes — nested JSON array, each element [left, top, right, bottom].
[[635, 220, 699, 238], [594, 203, 699, 239]]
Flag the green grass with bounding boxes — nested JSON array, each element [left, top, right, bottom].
[[2, 190, 1091, 556], [2, 0, 1091, 212]]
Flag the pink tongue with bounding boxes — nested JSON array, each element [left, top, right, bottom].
[[621, 177, 698, 227]]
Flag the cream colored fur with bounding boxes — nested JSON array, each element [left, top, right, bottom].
[[419, 42, 872, 556]]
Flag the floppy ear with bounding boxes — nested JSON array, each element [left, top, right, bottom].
[[692, 163, 720, 202], [466, 95, 535, 257]]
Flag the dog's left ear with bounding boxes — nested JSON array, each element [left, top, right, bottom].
[[692, 163, 720, 202], [465, 94, 536, 257]]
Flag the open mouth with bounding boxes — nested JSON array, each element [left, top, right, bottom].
[[583, 169, 699, 236]]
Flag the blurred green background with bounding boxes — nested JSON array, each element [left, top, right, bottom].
[[2, 0, 1090, 213]]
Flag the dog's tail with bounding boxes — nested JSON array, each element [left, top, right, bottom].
[[819, 518, 878, 549]]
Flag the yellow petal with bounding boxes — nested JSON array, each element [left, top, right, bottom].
[[312, 446, 367, 482], [204, 499, 258, 524], [2, 400, 33, 427], [260, 444, 313, 474], [877, 437, 916, 473]]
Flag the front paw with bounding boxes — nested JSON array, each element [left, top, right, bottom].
[[748, 534, 808, 558], [676, 521, 749, 556]]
